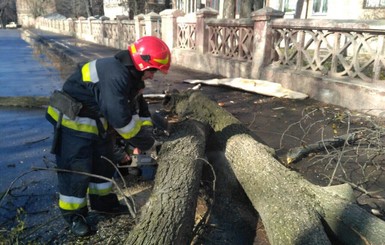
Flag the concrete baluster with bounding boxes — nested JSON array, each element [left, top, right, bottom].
[[251, 7, 284, 79], [160, 9, 185, 49], [134, 14, 145, 39], [195, 7, 218, 53], [67, 18, 74, 36], [145, 12, 161, 38], [77, 17, 86, 39], [117, 18, 122, 49]]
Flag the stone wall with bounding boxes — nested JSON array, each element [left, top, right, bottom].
[[33, 7, 385, 116]]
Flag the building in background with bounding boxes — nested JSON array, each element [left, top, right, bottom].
[[103, 0, 129, 18], [104, 0, 169, 19], [16, 0, 57, 27], [17, 0, 385, 27], [268, 0, 385, 20], [175, 0, 385, 20]]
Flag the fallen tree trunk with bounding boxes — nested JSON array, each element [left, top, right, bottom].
[[200, 150, 262, 244], [125, 120, 208, 244], [164, 90, 385, 245]]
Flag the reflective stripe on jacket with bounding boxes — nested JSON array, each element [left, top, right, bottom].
[[47, 55, 150, 140], [115, 114, 142, 139], [47, 106, 107, 137], [79, 59, 143, 139]]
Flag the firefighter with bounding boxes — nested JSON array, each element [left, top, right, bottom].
[[46, 36, 171, 236]]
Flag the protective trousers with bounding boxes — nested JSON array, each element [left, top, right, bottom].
[[55, 130, 115, 222]]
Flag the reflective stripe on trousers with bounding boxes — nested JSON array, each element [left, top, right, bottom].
[[59, 194, 87, 211], [88, 182, 113, 196]]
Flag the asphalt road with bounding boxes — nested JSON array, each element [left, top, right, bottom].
[[0, 29, 62, 238], [0, 29, 60, 191]]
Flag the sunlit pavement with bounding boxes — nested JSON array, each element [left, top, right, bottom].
[[0, 29, 62, 239]]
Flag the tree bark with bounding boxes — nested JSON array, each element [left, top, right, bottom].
[[125, 120, 208, 244], [239, 0, 265, 18], [198, 150, 261, 244], [163, 90, 385, 245], [85, 0, 93, 17], [223, 0, 235, 19]]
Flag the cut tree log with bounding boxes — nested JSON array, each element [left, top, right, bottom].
[[163, 90, 385, 245], [184, 78, 308, 100], [125, 120, 208, 244], [199, 150, 262, 244]]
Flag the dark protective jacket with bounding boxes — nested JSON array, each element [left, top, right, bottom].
[[46, 52, 152, 140]]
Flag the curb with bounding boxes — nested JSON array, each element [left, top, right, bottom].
[[0, 96, 50, 108]]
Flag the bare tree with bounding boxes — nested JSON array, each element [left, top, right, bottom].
[[165, 0, 171, 9], [85, 0, 93, 16], [118, 0, 146, 18], [224, 0, 265, 19], [25, 0, 53, 18], [294, 0, 306, 18], [239, 0, 265, 18], [55, 0, 103, 18], [223, 0, 235, 18], [0, 0, 16, 27]]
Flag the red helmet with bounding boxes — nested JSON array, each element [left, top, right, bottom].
[[128, 36, 171, 74]]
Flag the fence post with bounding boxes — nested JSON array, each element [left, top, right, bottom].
[[195, 7, 218, 53], [77, 17, 86, 39], [88, 17, 94, 41], [134, 14, 145, 39], [99, 16, 109, 46], [251, 7, 284, 79], [67, 18, 74, 36], [144, 12, 161, 38], [160, 9, 185, 49], [117, 15, 129, 49]]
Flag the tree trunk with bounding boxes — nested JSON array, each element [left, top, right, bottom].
[[198, 150, 261, 244], [239, 0, 265, 18], [223, 0, 235, 19], [239, 0, 251, 18], [125, 120, 208, 244], [163, 90, 385, 245], [85, 0, 93, 17], [295, 0, 305, 19]]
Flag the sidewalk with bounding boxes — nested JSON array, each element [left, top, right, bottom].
[[24, 28, 221, 88]]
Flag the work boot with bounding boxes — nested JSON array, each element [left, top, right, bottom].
[[89, 193, 129, 214], [70, 215, 91, 237], [61, 208, 91, 237]]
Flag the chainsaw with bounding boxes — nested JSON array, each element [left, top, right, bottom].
[[115, 110, 170, 180]]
